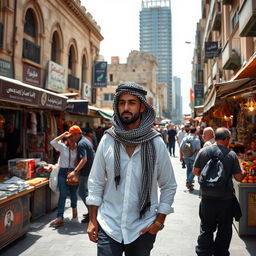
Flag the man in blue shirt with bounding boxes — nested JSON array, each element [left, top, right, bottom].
[[180, 126, 201, 191]]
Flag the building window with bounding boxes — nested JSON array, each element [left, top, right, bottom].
[[104, 93, 114, 101], [51, 31, 61, 64], [68, 45, 76, 75], [231, 8, 239, 32], [109, 73, 113, 82], [24, 9, 36, 37]]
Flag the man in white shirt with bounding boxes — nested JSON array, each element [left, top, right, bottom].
[[86, 82, 177, 256], [203, 127, 215, 148]]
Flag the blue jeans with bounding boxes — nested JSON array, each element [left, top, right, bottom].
[[97, 225, 156, 256], [78, 175, 89, 212], [184, 158, 195, 184], [57, 168, 78, 218], [169, 141, 176, 156]]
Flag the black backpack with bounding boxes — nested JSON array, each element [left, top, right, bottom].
[[198, 147, 229, 198]]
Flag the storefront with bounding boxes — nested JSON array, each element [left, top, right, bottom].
[[0, 75, 67, 249], [206, 77, 256, 236]]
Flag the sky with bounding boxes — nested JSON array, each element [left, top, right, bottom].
[[82, 0, 202, 114]]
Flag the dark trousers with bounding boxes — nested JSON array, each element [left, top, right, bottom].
[[169, 141, 176, 156], [196, 199, 233, 256], [97, 226, 156, 256]]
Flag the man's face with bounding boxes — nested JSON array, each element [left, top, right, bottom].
[[71, 133, 80, 142], [185, 126, 190, 132], [118, 93, 145, 125]]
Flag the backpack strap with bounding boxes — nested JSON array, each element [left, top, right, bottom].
[[207, 145, 229, 162]]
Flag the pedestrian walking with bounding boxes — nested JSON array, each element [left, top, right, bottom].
[[50, 132, 78, 227], [67, 125, 95, 223], [86, 82, 177, 256], [180, 126, 201, 191], [202, 127, 215, 147], [193, 127, 246, 256], [177, 125, 186, 168], [166, 124, 177, 157]]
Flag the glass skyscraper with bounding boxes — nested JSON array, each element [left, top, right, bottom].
[[140, 0, 172, 118]]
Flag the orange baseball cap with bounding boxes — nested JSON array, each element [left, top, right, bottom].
[[67, 125, 82, 136]]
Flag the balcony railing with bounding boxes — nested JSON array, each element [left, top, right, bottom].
[[222, 38, 241, 70], [0, 23, 3, 48], [23, 38, 40, 63], [212, 1, 221, 31], [239, 0, 256, 37], [68, 74, 80, 90], [223, 0, 233, 5]]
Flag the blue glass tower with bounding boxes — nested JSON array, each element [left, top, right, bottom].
[[140, 0, 172, 118]]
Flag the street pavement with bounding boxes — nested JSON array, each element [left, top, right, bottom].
[[1, 152, 255, 255]]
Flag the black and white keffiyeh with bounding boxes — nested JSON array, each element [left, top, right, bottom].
[[105, 81, 160, 217]]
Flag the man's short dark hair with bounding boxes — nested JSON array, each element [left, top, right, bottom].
[[190, 126, 196, 133], [84, 127, 94, 134], [215, 127, 231, 141]]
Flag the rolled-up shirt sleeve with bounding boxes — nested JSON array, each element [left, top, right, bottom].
[[50, 140, 64, 153], [86, 138, 106, 206], [156, 139, 177, 214]]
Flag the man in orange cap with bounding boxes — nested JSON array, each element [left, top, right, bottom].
[[67, 125, 95, 223]]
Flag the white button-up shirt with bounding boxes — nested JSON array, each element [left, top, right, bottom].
[[86, 134, 177, 244]]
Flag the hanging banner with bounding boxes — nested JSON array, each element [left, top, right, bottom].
[[93, 61, 107, 88], [194, 84, 204, 106], [83, 82, 91, 103], [205, 41, 219, 59], [23, 64, 41, 87]]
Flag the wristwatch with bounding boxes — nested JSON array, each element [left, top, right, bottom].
[[154, 221, 164, 231]]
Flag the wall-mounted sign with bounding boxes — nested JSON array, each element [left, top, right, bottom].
[[46, 61, 66, 92], [83, 82, 91, 103], [93, 61, 107, 88], [0, 79, 39, 106], [205, 41, 219, 59], [0, 59, 13, 78], [194, 84, 204, 107], [23, 63, 41, 87]]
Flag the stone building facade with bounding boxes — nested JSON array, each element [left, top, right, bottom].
[[0, 0, 103, 97], [96, 50, 168, 119]]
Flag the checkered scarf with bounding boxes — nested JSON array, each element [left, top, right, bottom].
[[105, 82, 160, 217]]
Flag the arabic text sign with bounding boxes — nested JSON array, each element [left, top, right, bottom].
[[23, 63, 41, 87], [205, 41, 219, 59], [46, 61, 66, 92]]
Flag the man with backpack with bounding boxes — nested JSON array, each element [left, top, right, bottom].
[[180, 126, 201, 191], [192, 127, 246, 256]]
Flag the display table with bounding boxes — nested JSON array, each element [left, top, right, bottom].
[[233, 180, 256, 236], [0, 187, 34, 250]]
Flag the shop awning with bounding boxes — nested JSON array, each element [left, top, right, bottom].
[[232, 54, 256, 80], [215, 78, 256, 98], [66, 100, 88, 115], [204, 87, 216, 113], [88, 106, 113, 120], [0, 75, 67, 111]]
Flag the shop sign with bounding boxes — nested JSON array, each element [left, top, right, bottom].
[[205, 41, 219, 59], [46, 61, 66, 92], [93, 61, 107, 88], [194, 84, 204, 99], [39, 92, 66, 111], [0, 59, 13, 78], [0, 80, 39, 106], [23, 63, 41, 87], [66, 100, 88, 115], [248, 192, 256, 227], [83, 82, 91, 103]]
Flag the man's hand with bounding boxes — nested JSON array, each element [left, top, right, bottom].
[[67, 170, 76, 179], [139, 222, 160, 235], [87, 219, 99, 243]]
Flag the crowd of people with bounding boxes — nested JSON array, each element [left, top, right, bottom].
[[48, 81, 250, 256]]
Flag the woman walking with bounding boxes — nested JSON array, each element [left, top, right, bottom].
[[50, 132, 78, 227]]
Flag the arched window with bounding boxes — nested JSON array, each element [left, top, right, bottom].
[[81, 55, 87, 83], [68, 45, 76, 75], [51, 31, 61, 64], [24, 8, 36, 37]]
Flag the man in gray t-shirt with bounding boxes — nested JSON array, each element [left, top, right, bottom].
[[192, 127, 245, 256]]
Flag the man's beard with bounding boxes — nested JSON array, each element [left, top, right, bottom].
[[120, 111, 141, 125]]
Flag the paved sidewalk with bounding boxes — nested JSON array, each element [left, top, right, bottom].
[[1, 155, 255, 255]]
